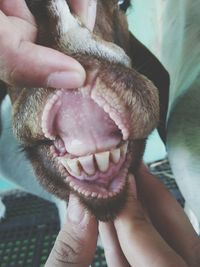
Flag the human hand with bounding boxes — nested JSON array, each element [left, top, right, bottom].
[[45, 164, 200, 267], [99, 165, 200, 267], [45, 195, 98, 267], [0, 0, 91, 88]]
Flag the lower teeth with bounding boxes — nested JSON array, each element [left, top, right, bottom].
[[59, 141, 128, 179]]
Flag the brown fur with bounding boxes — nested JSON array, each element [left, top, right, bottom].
[[4, 0, 167, 221]]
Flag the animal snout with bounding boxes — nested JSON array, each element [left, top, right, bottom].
[[7, 0, 159, 221]]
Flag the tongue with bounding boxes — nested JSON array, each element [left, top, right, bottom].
[[52, 89, 121, 156]]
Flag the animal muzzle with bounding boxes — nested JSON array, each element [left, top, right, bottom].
[[8, 0, 160, 220], [41, 69, 131, 198]]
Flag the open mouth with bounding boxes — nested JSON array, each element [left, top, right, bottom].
[[56, 141, 129, 199], [41, 82, 131, 199]]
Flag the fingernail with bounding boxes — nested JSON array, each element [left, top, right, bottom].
[[67, 195, 87, 224], [47, 71, 85, 89], [86, 0, 97, 31]]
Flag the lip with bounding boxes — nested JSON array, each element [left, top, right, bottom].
[[50, 140, 131, 199], [57, 141, 128, 180], [41, 78, 132, 200], [41, 84, 131, 144], [63, 162, 129, 199]]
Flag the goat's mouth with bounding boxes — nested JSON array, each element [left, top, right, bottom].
[[41, 82, 131, 201], [54, 140, 129, 198]]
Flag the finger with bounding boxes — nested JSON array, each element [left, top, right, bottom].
[[68, 0, 97, 31], [0, 0, 35, 25], [99, 222, 130, 267], [1, 41, 86, 88], [0, 3, 86, 88], [45, 195, 98, 267], [137, 163, 200, 266], [114, 175, 188, 267]]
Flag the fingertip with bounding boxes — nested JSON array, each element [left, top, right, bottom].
[[66, 194, 96, 228], [46, 70, 86, 89], [65, 56, 86, 78], [114, 174, 144, 227], [44, 49, 86, 89], [68, 0, 97, 31], [9, 42, 86, 88], [46, 194, 98, 267]]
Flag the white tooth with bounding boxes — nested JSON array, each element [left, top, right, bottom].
[[95, 151, 110, 172], [69, 181, 75, 187], [84, 191, 90, 197], [67, 158, 81, 176], [109, 192, 116, 197], [60, 158, 81, 176], [79, 155, 96, 176], [121, 142, 128, 157], [91, 192, 98, 198], [97, 194, 103, 199], [78, 188, 82, 194], [111, 148, 121, 164], [65, 177, 70, 183], [73, 185, 79, 191]]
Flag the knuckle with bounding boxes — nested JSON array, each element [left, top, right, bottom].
[[52, 231, 83, 265], [53, 240, 76, 263]]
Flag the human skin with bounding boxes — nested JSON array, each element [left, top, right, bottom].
[[0, 0, 87, 88], [100, 166, 200, 267], [46, 165, 200, 267]]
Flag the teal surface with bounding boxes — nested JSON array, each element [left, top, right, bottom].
[[0, 177, 18, 192], [144, 130, 166, 163]]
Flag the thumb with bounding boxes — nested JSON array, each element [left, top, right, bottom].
[[4, 42, 86, 89], [45, 195, 98, 267]]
